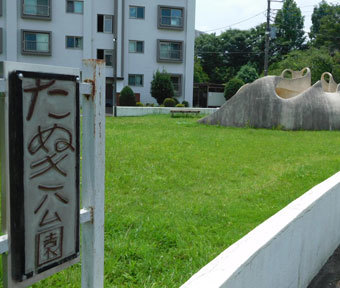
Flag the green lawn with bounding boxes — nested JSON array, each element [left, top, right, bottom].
[[1, 114, 340, 287]]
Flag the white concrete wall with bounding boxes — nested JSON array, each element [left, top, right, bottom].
[[181, 172, 340, 288], [208, 92, 225, 107], [114, 106, 218, 117]]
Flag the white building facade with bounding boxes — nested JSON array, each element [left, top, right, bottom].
[[0, 0, 196, 106]]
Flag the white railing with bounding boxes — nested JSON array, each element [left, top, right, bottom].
[[0, 209, 92, 256]]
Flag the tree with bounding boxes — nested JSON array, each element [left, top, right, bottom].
[[194, 56, 209, 83], [273, 0, 305, 58], [313, 3, 340, 53], [224, 78, 245, 101], [150, 70, 174, 105], [195, 30, 255, 84], [194, 3, 308, 84], [236, 64, 259, 84], [195, 33, 225, 83], [220, 29, 253, 72], [332, 52, 340, 83], [309, 0, 331, 40], [248, 23, 267, 73], [119, 86, 136, 106], [268, 47, 337, 83]]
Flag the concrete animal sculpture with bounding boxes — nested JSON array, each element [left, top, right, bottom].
[[199, 68, 340, 130]]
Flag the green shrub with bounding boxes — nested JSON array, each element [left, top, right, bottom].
[[163, 98, 176, 107], [236, 64, 259, 83], [119, 86, 136, 106], [150, 70, 175, 105], [176, 103, 185, 107], [159, 104, 165, 107], [146, 103, 155, 107], [173, 98, 179, 105], [224, 78, 245, 101], [182, 101, 189, 107], [136, 102, 144, 107]]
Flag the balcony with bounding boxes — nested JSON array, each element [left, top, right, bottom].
[[22, 1, 51, 20]]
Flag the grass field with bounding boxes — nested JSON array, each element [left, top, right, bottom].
[[1, 114, 340, 287]]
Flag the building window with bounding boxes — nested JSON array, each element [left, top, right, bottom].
[[22, 0, 50, 19], [128, 40, 144, 53], [128, 74, 143, 87], [66, 0, 83, 14], [97, 15, 113, 33], [97, 49, 113, 66], [129, 6, 144, 19], [157, 40, 183, 62], [66, 36, 83, 49], [170, 75, 182, 96], [22, 30, 51, 55], [158, 6, 184, 29]]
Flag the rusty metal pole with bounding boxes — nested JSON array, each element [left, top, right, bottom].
[[113, 0, 118, 117], [81, 59, 106, 288]]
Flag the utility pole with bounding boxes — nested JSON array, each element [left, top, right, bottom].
[[264, 0, 271, 76], [264, 0, 284, 76], [113, 36, 117, 117]]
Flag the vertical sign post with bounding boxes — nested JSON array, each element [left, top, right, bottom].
[[0, 72, 10, 288], [81, 60, 106, 288]]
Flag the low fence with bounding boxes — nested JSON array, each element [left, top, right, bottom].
[[112, 107, 218, 117], [181, 172, 340, 288]]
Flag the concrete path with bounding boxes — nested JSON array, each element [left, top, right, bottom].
[[308, 245, 340, 288]]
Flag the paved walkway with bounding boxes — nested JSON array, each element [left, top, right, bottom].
[[308, 245, 340, 288]]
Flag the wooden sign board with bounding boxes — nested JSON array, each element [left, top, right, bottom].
[[8, 70, 80, 284]]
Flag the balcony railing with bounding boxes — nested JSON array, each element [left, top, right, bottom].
[[23, 4, 50, 17], [24, 40, 49, 53], [160, 49, 182, 61], [160, 16, 183, 27]]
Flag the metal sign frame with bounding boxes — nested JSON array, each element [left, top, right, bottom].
[[0, 60, 105, 288], [8, 70, 80, 281]]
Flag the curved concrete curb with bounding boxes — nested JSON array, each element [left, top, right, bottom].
[[181, 172, 340, 288]]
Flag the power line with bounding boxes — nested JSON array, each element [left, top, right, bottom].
[[196, 51, 265, 55], [203, 10, 266, 32], [202, 8, 314, 34], [197, 9, 314, 39]]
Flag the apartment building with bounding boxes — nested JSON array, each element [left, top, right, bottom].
[[0, 0, 196, 106]]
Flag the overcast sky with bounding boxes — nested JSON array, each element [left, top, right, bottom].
[[195, 0, 340, 35]]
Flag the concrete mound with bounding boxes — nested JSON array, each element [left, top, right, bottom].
[[198, 68, 340, 130]]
